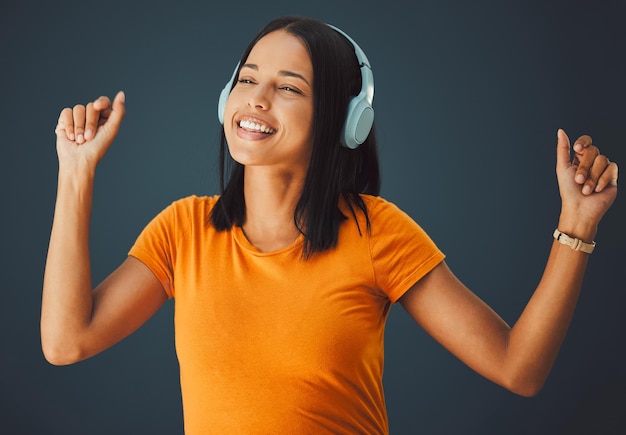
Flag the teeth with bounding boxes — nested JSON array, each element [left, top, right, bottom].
[[239, 119, 276, 134]]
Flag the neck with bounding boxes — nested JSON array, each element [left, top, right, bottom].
[[241, 166, 306, 251]]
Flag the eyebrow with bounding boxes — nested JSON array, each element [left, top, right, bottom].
[[241, 63, 312, 88]]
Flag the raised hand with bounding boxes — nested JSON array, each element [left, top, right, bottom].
[[54, 91, 126, 172], [556, 129, 618, 237]]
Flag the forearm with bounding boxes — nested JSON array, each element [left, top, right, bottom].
[[505, 219, 595, 396], [41, 167, 97, 364], [401, 131, 616, 397]]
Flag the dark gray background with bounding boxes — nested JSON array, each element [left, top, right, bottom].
[[1, 0, 624, 434]]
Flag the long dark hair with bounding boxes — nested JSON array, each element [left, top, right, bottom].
[[211, 16, 381, 258]]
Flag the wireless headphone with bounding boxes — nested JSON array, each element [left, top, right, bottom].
[[217, 23, 374, 150]]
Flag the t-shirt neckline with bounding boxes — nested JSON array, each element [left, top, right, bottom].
[[232, 225, 305, 256]]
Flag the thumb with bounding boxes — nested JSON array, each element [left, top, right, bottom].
[[556, 128, 571, 173], [104, 91, 126, 135]]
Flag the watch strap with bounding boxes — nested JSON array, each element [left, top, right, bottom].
[[553, 229, 596, 254]]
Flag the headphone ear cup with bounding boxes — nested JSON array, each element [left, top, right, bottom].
[[218, 62, 240, 125], [342, 96, 374, 149], [217, 84, 230, 124]]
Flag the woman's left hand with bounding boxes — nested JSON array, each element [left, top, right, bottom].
[[556, 129, 618, 236]]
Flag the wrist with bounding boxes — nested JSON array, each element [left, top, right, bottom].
[[57, 164, 96, 197], [58, 156, 96, 179], [556, 214, 598, 244]]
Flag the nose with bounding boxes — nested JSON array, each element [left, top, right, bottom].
[[248, 84, 271, 111]]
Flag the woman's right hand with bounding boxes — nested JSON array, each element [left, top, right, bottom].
[[54, 91, 126, 172], [44, 90, 169, 366]]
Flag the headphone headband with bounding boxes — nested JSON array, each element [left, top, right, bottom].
[[326, 24, 374, 106], [217, 23, 374, 149]]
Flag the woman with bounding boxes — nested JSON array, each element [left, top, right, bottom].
[[41, 16, 618, 434]]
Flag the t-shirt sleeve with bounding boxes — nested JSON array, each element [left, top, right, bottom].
[[368, 197, 445, 303], [128, 200, 185, 299]]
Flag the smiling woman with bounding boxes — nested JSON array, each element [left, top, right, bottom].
[[212, 17, 381, 258], [41, 15, 618, 435], [223, 30, 315, 173]]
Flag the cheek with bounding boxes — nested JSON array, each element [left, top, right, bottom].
[[292, 102, 313, 133]]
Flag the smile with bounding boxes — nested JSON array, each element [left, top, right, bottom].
[[238, 119, 277, 134]]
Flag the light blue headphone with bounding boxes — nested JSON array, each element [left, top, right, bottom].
[[217, 24, 374, 150]]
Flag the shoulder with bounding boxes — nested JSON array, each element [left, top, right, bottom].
[[359, 194, 395, 208], [163, 194, 220, 218], [358, 194, 436, 242], [169, 194, 220, 210], [358, 194, 411, 223], [145, 195, 221, 234], [353, 195, 445, 302], [339, 194, 428, 241]]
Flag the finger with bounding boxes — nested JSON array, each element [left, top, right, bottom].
[[582, 154, 610, 195], [556, 128, 571, 173], [56, 107, 75, 141], [573, 134, 593, 153], [574, 144, 600, 185], [595, 161, 619, 192], [84, 102, 99, 141], [93, 95, 112, 121], [72, 104, 87, 144], [105, 91, 126, 134], [112, 91, 125, 114]]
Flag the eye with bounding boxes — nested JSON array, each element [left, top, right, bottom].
[[237, 78, 256, 85], [279, 86, 302, 94]]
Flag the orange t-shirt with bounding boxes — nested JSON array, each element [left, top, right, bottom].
[[129, 194, 444, 434]]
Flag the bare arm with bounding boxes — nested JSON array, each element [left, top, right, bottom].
[[41, 93, 168, 365], [400, 129, 618, 397]]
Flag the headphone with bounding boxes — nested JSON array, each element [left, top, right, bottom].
[[217, 23, 374, 150]]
